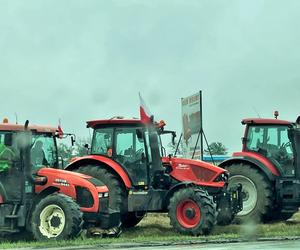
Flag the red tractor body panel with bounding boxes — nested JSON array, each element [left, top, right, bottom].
[[0, 123, 57, 134], [242, 118, 292, 125], [232, 151, 280, 176], [87, 119, 143, 128], [36, 168, 108, 213], [67, 155, 132, 189], [162, 157, 226, 188]]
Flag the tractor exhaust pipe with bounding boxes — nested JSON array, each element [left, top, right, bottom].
[[21, 120, 35, 184]]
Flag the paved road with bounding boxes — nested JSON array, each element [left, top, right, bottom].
[[8, 240, 300, 250], [108, 240, 300, 250]]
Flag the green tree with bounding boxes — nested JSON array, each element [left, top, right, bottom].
[[204, 142, 228, 155]]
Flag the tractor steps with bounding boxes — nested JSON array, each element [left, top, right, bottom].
[[5, 215, 19, 219], [0, 227, 20, 233]]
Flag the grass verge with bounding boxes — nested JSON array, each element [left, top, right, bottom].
[[1, 213, 300, 249]]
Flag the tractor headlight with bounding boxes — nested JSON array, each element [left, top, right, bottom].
[[98, 192, 109, 198], [214, 172, 229, 182]]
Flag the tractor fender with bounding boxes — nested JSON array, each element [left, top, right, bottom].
[[219, 156, 279, 182], [65, 155, 132, 189], [35, 186, 60, 200], [163, 182, 194, 210]]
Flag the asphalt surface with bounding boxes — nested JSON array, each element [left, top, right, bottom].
[[115, 241, 300, 250], [7, 240, 300, 250]]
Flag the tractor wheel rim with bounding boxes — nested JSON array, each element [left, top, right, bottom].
[[176, 199, 201, 228], [39, 204, 65, 238], [229, 175, 258, 216]]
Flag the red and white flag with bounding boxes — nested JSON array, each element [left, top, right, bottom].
[[139, 93, 152, 123], [57, 119, 63, 138]]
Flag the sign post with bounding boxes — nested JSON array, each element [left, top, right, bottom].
[[181, 91, 203, 160]]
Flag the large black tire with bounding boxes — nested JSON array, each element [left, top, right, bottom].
[[76, 165, 124, 214], [31, 193, 83, 240], [168, 188, 216, 236], [121, 212, 145, 228], [226, 164, 273, 223]]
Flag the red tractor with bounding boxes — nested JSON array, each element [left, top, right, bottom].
[[65, 118, 242, 235], [219, 114, 300, 222], [0, 120, 118, 240]]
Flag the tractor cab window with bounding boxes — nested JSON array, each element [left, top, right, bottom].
[[31, 134, 58, 170], [91, 128, 113, 156], [0, 132, 19, 173], [246, 125, 294, 176], [114, 128, 148, 186]]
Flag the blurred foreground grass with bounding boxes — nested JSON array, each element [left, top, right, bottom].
[[1, 213, 300, 249]]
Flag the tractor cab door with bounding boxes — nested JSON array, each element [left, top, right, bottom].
[[114, 128, 148, 187], [275, 127, 300, 214], [291, 128, 300, 179], [0, 132, 23, 202]]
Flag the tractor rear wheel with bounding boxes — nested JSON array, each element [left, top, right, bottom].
[[76, 165, 143, 228], [31, 193, 83, 240], [76, 165, 124, 216], [226, 164, 272, 223], [168, 188, 216, 235]]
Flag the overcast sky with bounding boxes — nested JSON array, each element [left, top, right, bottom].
[[1, 0, 300, 153]]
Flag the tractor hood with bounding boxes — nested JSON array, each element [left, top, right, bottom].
[[162, 157, 228, 188], [38, 168, 92, 180], [35, 168, 108, 214], [36, 168, 108, 192]]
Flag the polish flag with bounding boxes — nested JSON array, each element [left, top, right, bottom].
[[139, 93, 152, 123], [58, 119, 63, 138]]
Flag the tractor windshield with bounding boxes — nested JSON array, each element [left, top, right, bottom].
[[31, 133, 58, 170], [245, 125, 294, 176], [0, 132, 58, 173], [91, 128, 114, 156]]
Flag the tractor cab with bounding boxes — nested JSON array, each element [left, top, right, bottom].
[[0, 122, 60, 202], [88, 119, 162, 188], [241, 118, 295, 177]]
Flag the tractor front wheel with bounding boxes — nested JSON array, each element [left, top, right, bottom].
[[168, 188, 216, 235], [31, 193, 83, 240]]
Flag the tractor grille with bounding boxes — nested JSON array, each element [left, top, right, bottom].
[[99, 197, 109, 213], [75, 187, 94, 208], [191, 166, 216, 182]]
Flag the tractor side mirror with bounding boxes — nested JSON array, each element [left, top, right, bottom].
[[171, 132, 176, 145], [71, 135, 76, 146]]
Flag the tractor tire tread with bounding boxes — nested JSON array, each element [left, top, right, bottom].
[[31, 193, 83, 241], [168, 187, 216, 236]]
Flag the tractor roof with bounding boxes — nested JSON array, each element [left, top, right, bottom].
[[242, 118, 292, 125], [0, 123, 57, 134], [86, 118, 143, 128]]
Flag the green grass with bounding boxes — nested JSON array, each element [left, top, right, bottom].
[[1, 213, 300, 249]]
